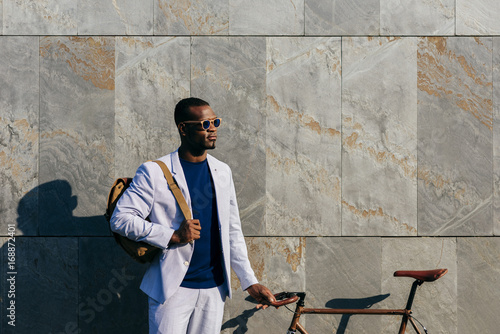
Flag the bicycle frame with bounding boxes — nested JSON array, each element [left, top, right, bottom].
[[274, 269, 448, 334], [286, 280, 423, 334]]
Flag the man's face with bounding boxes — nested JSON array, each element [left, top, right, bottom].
[[179, 105, 218, 151]]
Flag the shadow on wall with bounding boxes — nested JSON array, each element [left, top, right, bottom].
[[4, 180, 148, 334], [222, 294, 391, 334], [17, 179, 110, 236], [221, 308, 259, 333], [325, 294, 391, 334], [222, 294, 269, 333]]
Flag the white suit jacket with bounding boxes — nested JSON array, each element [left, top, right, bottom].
[[110, 150, 258, 304]]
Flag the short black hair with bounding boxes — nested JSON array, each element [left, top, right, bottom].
[[174, 97, 210, 125]]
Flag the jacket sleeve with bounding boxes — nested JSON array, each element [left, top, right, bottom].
[[227, 170, 259, 291], [110, 162, 174, 250]]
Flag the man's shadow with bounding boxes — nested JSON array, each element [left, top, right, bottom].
[[6, 179, 148, 334], [221, 296, 260, 333], [326, 293, 390, 334], [17, 179, 110, 235]]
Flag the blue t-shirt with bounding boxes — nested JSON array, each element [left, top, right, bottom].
[[179, 158, 224, 289]]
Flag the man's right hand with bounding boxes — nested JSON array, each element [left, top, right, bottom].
[[170, 219, 201, 244]]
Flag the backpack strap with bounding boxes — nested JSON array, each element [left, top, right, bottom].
[[153, 160, 192, 220]]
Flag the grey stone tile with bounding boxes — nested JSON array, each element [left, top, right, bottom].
[[342, 37, 418, 236], [494, 38, 500, 235], [457, 0, 500, 35], [457, 237, 500, 334], [1, 237, 78, 333], [0, 37, 39, 236], [224, 237, 306, 333], [417, 37, 493, 236], [305, 237, 382, 333], [381, 0, 454, 35], [229, 0, 304, 35], [305, 0, 379, 35], [78, 237, 148, 333], [381, 238, 457, 333], [115, 37, 189, 176], [77, 0, 153, 35], [191, 37, 267, 235], [39, 37, 115, 236], [154, 0, 228, 35], [3, 0, 77, 35], [0, 0, 3, 35], [266, 37, 342, 236]]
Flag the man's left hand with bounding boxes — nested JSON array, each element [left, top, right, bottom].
[[246, 283, 276, 310]]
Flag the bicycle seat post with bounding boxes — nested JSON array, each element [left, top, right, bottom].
[[399, 279, 423, 334], [405, 279, 423, 311]]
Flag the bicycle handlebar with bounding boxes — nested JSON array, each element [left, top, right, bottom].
[[270, 292, 300, 308]]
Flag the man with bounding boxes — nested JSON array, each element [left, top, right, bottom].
[[111, 97, 275, 333]]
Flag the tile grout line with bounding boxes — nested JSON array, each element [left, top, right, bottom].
[[340, 36, 343, 237], [416, 37, 419, 237], [38, 35, 41, 237]]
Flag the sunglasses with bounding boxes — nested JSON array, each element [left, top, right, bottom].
[[180, 118, 222, 130]]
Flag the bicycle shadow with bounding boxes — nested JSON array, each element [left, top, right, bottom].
[[325, 293, 390, 334]]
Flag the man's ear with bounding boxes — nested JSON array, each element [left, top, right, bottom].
[[178, 123, 187, 137]]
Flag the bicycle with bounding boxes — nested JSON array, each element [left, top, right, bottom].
[[270, 268, 448, 334]]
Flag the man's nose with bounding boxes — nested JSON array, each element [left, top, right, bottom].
[[207, 122, 217, 131]]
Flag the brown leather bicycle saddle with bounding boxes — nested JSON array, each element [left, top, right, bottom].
[[393, 269, 448, 282]]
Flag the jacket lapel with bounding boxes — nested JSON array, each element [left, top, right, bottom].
[[169, 150, 192, 209], [207, 155, 227, 228]]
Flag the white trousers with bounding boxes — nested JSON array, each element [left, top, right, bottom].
[[148, 286, 226, 334]]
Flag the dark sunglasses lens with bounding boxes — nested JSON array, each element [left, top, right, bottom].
[[213, 118, 221, 127], [202, 120, 210, 129]]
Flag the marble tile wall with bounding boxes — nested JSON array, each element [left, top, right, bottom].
[[77, 0, 153, 35], [342, 37, 418, 236], [380, 0, 455, 35], [1, 0, 499, 36], [266, 37, 342, 236], [417, 37, 493, 236], [494, 37, 500, 235], [191, 37, 267, 235], [115, 36, 189, 176], [305, 237, 382, 333], [229, 0, 305, 35], [457, 237, 500, 333], [1, 1, 499, 333], [4, 0, 78, 35], [39, 36, 115, 236], [305, 0, 379, 35], [155, 0, 228, 35], [1, 237, 78, 334], [457, 0, 500, 35], [0, 37, 39, 236], [0, 0, 3, 34]]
